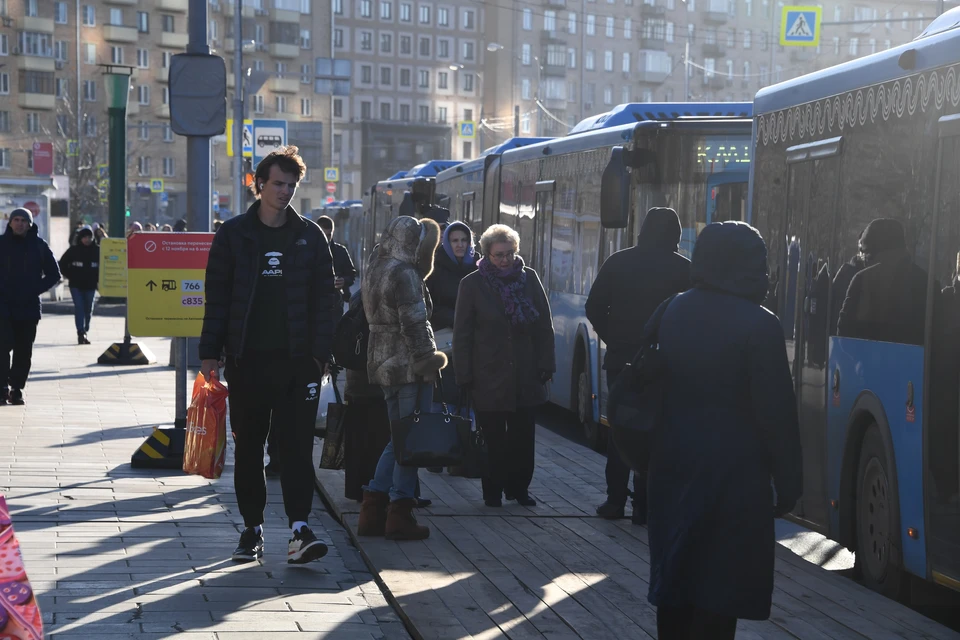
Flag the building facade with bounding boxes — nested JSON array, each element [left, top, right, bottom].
[[0, 0, 330, 231]]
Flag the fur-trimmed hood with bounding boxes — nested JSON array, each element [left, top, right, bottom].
[[377, 216, 441, 279]]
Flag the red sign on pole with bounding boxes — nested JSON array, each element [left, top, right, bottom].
[[326, 183, 337, 193], [32, 142, 53, 176]]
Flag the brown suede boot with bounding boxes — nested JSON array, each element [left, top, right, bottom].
[[385, 498, 430, 541], [357, 490, 389, 537]]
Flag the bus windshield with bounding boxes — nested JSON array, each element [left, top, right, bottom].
[[632, 132, 752, 257]]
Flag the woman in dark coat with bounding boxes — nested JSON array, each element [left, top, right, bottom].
[[453, 224, 555, 507], [647, 222, 802, 638], [426, 221, 479, 331]]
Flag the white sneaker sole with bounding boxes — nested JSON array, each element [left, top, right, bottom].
[[231, 547, 263, 562], [287, 540, 328, 564]]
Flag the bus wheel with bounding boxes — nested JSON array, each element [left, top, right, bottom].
[[577, 368, 602, 451], [855, 425, 910, 601]]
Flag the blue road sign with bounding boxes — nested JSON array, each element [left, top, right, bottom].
[[459, 121, 475, 138], [253, 119, 288, 166], [780, 6, 821, 47]]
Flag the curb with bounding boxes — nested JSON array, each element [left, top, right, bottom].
[[43, 301, 127, 317]]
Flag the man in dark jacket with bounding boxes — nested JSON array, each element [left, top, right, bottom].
[[58, 226, 100, 344], [199, 146, 338, 565], [0, 208, 60, 406], [316, 215, 357, 303], [837, 218, 928, 345], [585, 207, 691, 524]]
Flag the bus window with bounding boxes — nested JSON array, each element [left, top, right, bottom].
[[710, 181, 748, 223]]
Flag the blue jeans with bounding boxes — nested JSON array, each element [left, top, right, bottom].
[[364, 381, 433, 502], [70, 288, 96, 334]]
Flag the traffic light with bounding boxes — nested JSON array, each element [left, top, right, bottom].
[[125, 208, 131, 217]]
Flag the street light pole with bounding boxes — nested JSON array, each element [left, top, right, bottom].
[[185, 0, 211, 233], [102, 65, 132, 238], [232, 0, 243, 218]]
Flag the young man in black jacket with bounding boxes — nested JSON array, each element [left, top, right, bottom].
[[58, 226, 100, 344], [199, 146, 338, 564]]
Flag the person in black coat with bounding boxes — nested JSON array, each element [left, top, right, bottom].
[[837, 218, 928, 345], [426, 221, 479, 331], [584, 207, 691, 524], [0, 208, 61, 406], [316, 215, 358, 303], [647, 222, 802, 638], [58, 226, 100, 344]]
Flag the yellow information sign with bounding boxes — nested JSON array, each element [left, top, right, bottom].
[[98, 238, 128, 298], [126, 233, 214, 337]]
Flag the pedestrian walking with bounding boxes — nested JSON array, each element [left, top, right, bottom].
[[93, 225, 107, 244], [0, 208, 61, 406], [127, 221, 142, 238], [646, 221, 802, 638], [58, 225, 100, 345], [173, 219, 188, 232], [199, 145, 338, 564], [356, 215, 447, 541], [452, 224, 555, 508], [585, 207, 691, 524], [316, 215, 358, 303]]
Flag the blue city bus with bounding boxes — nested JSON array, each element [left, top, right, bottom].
[[749, 8, 960, 598], [492, 103, 753, 448], [435, 137, 553, 239]]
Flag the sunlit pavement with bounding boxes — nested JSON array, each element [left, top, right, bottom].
[[0, 314, 409, 639]]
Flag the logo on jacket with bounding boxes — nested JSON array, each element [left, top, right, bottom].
[[296, 239, 307, 246], [262, 251, 283, 277], [306, 382, 319, 401]]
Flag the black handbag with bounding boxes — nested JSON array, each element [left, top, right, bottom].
[[319, 371, 347, 470], [448, 392, 487, 478], [331, 296, 369, 371], [608, 294, 677, 471], [392, 374, 475, 468]]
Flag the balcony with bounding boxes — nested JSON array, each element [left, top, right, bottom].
[[158, 104, 170, 119], [269, 43, 299, 58], [704, 11, 729, 24], [22, 17, 54, 33], [541, 30, 565, 43], [269, 8, 299, 23], [640, 37, 665, 51], [542, 62, 567, 77], [542, 97, 566, 110], [702, 42, 726, 57], [159, 32, 188, 49], [640, 4, 666, 17], [105, 0, 137, 4], [270, 76, 299, 93], [17, 56, 55, 72], [157, 0, 188, 11], [127, 100, 139, 115], [19, 93, 55, 110], [103, 24, 138, 43], [636, 69, 668, 84], [705, 76, 727, 90], [546, 0, 565, 6]]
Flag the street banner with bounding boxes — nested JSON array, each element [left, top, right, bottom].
[[98, 238, 128, 298], [127, 232, 214, 337]]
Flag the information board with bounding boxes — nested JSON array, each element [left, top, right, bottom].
[[98, 238, 128, 298], [127, 233, 214, 337]]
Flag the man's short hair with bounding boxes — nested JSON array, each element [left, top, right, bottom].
[[254, 145, 307, 195], [316, 215, 334, 234]]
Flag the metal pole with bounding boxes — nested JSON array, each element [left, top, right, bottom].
[[514, 104, 519, 136], [107, 107, 127, 238], [683, 40, 690, 100], [939, 0, 945, 16], [74, 0, 80, 227], [331, 0, 337, 200], [186, 0, 212, 233], [174, 337, 188, 428], [232, 0, 243, 219], [769, 2, 777, 87]]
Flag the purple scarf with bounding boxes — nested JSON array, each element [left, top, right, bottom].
[[477, 256, 540, 326]]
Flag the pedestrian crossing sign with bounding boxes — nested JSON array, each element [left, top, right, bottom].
[[780, 6, 821, 47], [460, 121, 475, 138]]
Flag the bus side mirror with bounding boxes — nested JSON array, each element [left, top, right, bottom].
[[601, 146, 630, 229]]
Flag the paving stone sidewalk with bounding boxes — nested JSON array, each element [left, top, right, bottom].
[[0, 314, 410, 640]]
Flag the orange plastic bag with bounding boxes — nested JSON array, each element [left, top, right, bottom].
[[183, 372, 229, 479]]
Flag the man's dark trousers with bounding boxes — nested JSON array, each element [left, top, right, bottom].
[[0, 315, 39, 392], [604, 368, 647, 520], [225, 352, 321, 528]]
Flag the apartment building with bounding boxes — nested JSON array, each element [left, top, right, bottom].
[[330, 0, 484, 198], [0, 0, 329, 229]]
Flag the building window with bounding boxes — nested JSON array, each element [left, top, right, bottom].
[[55, 2, 68, 24], [0, 35, 7, 56], [418, 105, 429, 121], [162, 86, 169, 105], [255, 24, 264, 43], [163, 157, 175, 177], [301, 63, 311, 83], [400, 35, 411, 54], [274, 95, 286, 112], [137, 121, 148, 140], [438, 71, 448, 89], [586, 14, 595, 35], [568, 47, 577, 68], [568, 11, 576, 34], [419, 5, 430, 24], [622, 85, 630, 103], [19, 32, 53, 57], [380, 66, 392, 85], [521, 43, 531, 65], [0, 149, 9, 169], [462, 41, 474, 60], [380, 102, 391, 119], [83, 80, 96, 101], [544, 10, 556, 31], [55, 78, 66, 98], [332, 98, 343, 118], [301, 98, 311, 116], [54, 40, 68, 61], [605, 16, 614, 37], [27, 112, 40, 133], [162, 15, 174, 33], [137, 11, 148, 33], [438, 39, 449, 58], [438, 106, 447, 123], [400, 2, 411, 21], [334, 28, 343, 48], [109, 8, 122, 25], [400, 67, 411, 86], [603, 86, 612, 105], [400, 103, 410, 120], [521, 77, 530, 99], [361, 101, 372, 119], [418, 69, 429, 88], [162, 51, 172, 68], [419, 37, 430, 56], [83, 43, 96, 64], [25, 0, 37, 16], [84, 115, 96, 136], [743, 29, 751, 48], [360, 31, 372, 51], [585, 49, 594, 70], [462, 140, 471, 158], [381, 1, 392, 19], [111, 46, 124, 65], [82, 4, 95, 26], [438, 7, 448, 26], [137, 156, 150, 176], [622, 52, 630, 72], [520, 114, 530, 134], [463, 9, 475, 29], [0, 112, 10, 133], [380, 33, 392, 53], [361, 64, 372, 83], [163, 124, 173, 142], [360, 0, 371, 17], [463, 72, 474, 92], [604, 50, 613, 71], [300, 29, 311, 48], [522, 8, 532, 30]]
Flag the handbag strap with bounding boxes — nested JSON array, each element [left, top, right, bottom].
[[329, 369, 343, 405], [630, 293, 679, 368]]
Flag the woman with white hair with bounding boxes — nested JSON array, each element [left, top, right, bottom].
[[453, 224, 555, 507]]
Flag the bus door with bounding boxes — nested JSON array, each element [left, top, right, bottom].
[[535, 181, 555, 290], [928, 115, 960, 582], [784, 137, 843, 529], [706, 172, 749, 223]]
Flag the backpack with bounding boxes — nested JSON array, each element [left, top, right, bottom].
[[332, 296, 369, 371]]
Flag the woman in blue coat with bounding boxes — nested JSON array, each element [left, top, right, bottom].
[[647, 222, 803, 638]]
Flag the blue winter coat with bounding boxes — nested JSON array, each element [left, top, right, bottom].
[[0, 222, 61, 321], [646, 222, 802, 621]]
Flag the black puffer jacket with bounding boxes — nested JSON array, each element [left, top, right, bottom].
[[59, 242, 100, 291], [198, 202, 338, 361], [425, 225, 479, 331], [0, 222, 60, 321]]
